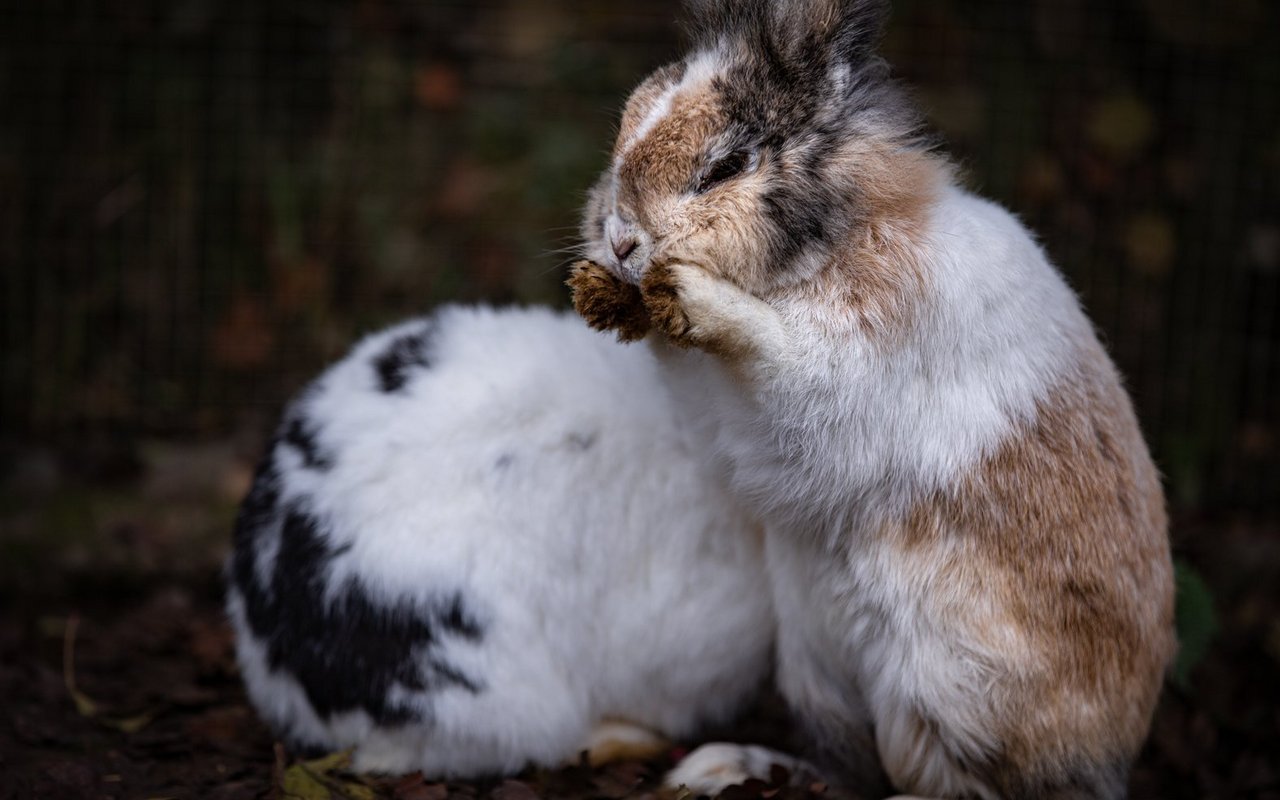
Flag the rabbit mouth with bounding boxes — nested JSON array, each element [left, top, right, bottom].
[[600, 211, 654, 285]]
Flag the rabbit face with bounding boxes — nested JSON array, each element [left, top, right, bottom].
[[583, 0, 934, 303]]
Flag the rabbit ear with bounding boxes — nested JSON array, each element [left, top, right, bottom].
[[685, 0, 888, 69], [770, 0, 888, 68]]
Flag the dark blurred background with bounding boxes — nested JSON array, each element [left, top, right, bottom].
[[3, 0, 1277, 512], [0, 1, 1277, 798]]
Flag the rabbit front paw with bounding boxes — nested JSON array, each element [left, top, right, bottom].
[[641, 262, 786, 364], [568, 260, 651, 342], [639, 260, 698, 347], [664, 743, 821, 795]]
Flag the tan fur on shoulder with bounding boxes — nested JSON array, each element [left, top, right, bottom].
[[776, 144, 944, 347]]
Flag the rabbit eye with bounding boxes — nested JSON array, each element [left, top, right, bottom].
[[697, 150, 752, 193]]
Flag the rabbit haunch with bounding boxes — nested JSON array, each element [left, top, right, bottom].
[[570, 0, 1174, 796], [227, 306, 773, 778]]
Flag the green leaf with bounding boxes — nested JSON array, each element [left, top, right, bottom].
[[300, 750, 354, 774], [281, 750, 379, 800], [281, 763, 333, 800], [1172, 560, 1217, 688]]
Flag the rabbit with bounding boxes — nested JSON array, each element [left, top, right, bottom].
[[568, 0, 1176, 797], [225, 304, 775, 778]]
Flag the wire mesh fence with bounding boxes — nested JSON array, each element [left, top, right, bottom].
[[2, 0, 1277, 514]]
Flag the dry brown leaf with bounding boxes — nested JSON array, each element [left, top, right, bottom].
[[492, 779, 540, 800], [62, 615, 159, 733]]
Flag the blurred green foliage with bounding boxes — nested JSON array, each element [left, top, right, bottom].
[[1172, 559, 1218, 688]]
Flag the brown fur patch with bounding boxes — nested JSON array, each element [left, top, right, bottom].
[[782, 144, 945, 346], [892, 341, 1174, 795], [618, 82, 725, 208], [614, 62, 685, 158], [567, 261, 651, 342]]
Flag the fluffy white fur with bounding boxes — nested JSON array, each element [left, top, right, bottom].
[[228, 305, 774, 776]]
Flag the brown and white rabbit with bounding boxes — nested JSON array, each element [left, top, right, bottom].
[[568, 1, 1176, 797]]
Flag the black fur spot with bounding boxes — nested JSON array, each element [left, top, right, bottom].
[[230, 454, 486, 727], [762, 183, 836, 266], [440, 592, 485, 640], [373, 322, 435, 393], [282, 414, 333, 471], [231, 452, 283, 569], [565, 431, 597, 452]]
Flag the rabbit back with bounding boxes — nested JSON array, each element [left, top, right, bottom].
[[227, 305, 772, 776]]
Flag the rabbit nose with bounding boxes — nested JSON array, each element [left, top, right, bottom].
[[611, 234, 638, 262]]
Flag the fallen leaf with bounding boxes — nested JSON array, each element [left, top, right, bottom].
[[281, 763, 332, 800], [492, 779, 540, 800], [396, 782, 448, 800], [301, 751, 354, 774], [63, 615, 159, 733]]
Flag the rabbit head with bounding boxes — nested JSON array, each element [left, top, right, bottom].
[[581, 0, 941, 311]]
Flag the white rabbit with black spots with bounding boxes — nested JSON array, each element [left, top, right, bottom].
[[570, 1, 1175, 797], [227, 305, 773, 778]]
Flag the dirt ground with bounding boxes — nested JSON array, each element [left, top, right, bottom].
[[1, 459, 1277, 799]]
